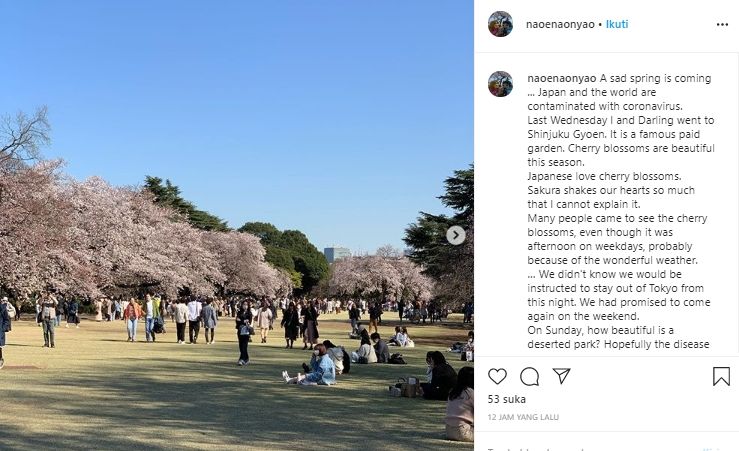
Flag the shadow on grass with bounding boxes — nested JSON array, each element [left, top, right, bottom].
[[2, 316, 473, 450]]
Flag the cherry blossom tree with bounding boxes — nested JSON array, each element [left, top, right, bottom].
[[61, 178, 228, 298], [203, 230, 292, 297], [1, 108, 293, 300], [329, 255, 433, 302], [0, 160, 89, 296]]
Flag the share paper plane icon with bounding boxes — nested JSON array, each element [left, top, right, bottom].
[[553, 368, 571, 385]]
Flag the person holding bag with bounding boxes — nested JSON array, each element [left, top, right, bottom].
[[235, 300, 253, 366]]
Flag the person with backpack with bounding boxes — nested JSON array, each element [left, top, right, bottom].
[[0, 296, 12, 369], [152, 295, 165, 333]]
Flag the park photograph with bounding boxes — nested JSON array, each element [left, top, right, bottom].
[[0, 1, 473, 450]]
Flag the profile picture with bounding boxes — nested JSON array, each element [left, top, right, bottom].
[[488, 11, 513, 37], [488, 71, 513, 97]]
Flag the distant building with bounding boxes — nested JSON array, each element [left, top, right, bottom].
[[324, 246, 351, 263]]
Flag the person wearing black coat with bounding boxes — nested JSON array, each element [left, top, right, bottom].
[[420, 351, 457, 400], [281, 301, 300, 349], [349, 304, 360, 335], [302, 301, 319, 350], [235, 301, 253, 366]]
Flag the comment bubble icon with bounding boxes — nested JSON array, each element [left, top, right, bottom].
[[520, 367, 540, 386]]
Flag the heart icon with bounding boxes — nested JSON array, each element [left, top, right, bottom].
[[488, 368, 507, 385]]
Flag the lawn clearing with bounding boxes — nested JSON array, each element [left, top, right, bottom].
[[1, 313, 473, 450]]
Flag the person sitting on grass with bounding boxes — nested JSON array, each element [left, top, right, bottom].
[[283, 343, 336, 385], [420, 351, 457, 400], [388, 326, 404, 346], [445, 366, 473, 442], [351, 336, 377, 364], [405, 327, 415, 347], [371, 332, 390, 363], [318, 340, 349, 375], [461, 331, 474, 361]]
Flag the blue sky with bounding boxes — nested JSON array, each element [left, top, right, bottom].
[[0, 1, 472, 253]]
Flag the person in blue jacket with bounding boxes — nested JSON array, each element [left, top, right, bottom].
[[282, 343, 336, 385]]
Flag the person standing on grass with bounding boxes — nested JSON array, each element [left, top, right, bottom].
[[0, 296, 12, 369], [281, 301, 299, 349], [349, 302, 360, 336], [112, 298, 121, 321], [123, 297, 142, 342], [174, 298, 188, 344], [298, 299, 307, 340], [38, 294, 58, 348], [269, 298, 278, 329], [105, 297, 112, 321], [201, 298, 218, 344], [95, 297, 103, 322], [368, 302, 380, 335], [14, 299, 21, 321], [34, 297, 42, 327], [66, 298, 80, 328], [56, 297, 65, 327], [153, 294, 165, 333], [143, 294, 157, 342], [235, 300, 253, 366], [302, 300, 319, 350], [256, 301, 273, 344], [420, 301, 428, 324], [3, 298, 16, 325], [187, 296, 202, 344]]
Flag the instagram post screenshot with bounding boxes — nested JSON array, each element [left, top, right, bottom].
[[476, 0, 738, 450], [2, 1, 737, 450], [0, 1, 474, 450]]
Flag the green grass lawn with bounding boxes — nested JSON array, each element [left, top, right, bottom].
[[1, 312, 474, 450]]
